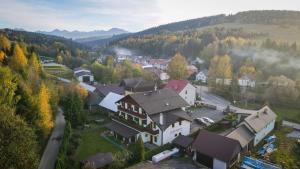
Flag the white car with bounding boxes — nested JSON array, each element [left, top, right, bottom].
[[196, 117, 211, 126], [202, 117, 215, 124]]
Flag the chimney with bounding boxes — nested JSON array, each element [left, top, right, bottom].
[[159, 113, 163, 125]]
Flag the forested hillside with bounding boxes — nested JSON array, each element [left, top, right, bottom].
[[1, 29, 94, 68]]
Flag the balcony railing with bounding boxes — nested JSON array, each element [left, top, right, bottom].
[[112, 115, 159, 135], [118, 106, 147, 119]]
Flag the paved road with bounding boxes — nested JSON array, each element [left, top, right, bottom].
[[39, 108, 66, 169], [127, 159, 202, 169], [282, 120, 300, 130], [195, 85, 256, 115]]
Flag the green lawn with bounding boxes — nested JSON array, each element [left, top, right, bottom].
[[74, 126, 122, 161], [273, 106, 300, 123]]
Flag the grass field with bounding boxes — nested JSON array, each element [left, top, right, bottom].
[[43, 63, 74, 79], [273, 106, 300, 124]]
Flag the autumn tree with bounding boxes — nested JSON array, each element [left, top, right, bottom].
[[29, 52, 41, 73], [208, 54, 232, 82], [10, 43, 28, 69], [56, 55, 63, 64], [0, 34, 11, 52], [105, 55, 114, 68], [0, 50, 5, 62], [167, 53, 188, 79], [239, 58, 256, 76], [264, 75, 299, 105], [37, 83, 54, 137]]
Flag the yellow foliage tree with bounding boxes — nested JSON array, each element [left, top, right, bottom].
[[208, 54, 232, 79], [239, 58, 256, 76], [0, 34, 11, 51], [37, 83, 53, 137], [0, 50, 5, 62], [10, 44, 28, 69], [167, 53, 188, 80], [30, 52, 41, 73]]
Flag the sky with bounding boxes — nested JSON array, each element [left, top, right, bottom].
[[0, 0, 300, 32]]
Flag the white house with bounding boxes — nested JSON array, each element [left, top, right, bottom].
[[148, 59, 169, 70], [99, 92, 124, 113], [239, 106, 277, 146], [216, 78, 232, 86], [74, 67, 94, 83], [164, 80, 196, 105], [238, 75, 256, 88], [105, 89, 192, 146], [195, 69, 208, 83]]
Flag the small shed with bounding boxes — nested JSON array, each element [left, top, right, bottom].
[[172, 135, 194, 154]]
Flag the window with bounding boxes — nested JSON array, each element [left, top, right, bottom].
[[172, 123, 175, 128], [145, 134, 148, 137], [134, 117, 139, 123], [179, 132, 182, 135], [185, 90, 187, 94], [142, 120, 147, 126], [179, 121, 182, 125], [175, 134, 177, 137], [125, 103, 128, 109], [154, 136, 157, 142], [133, 105, 138, 112]]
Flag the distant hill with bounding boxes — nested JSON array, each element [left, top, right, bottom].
[[0, 28, 88, 57], [86, 10, 300, 47], [37, 28, 129, 40]]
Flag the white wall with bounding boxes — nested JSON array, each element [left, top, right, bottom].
[[162, 120, 191, 145], [77, 75, 94, 82], [213, 159, 227, 169], [254, 120, 275, 146], [196, 72, 207, 83], [179, 83, 196, 105]]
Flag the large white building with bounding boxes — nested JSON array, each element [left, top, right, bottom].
[[106, 89, 192, 146], [164, 80, 196, 106], [238, 75, 256, 88], [74, 67, 94, 83]]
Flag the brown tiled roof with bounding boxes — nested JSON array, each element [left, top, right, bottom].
[[105, 121, 139, 138], [96, 84, 125, 96], [192, 131, 241, 162], [120, 77, 155, 92], [126, 88, 189, 115], [226, 125, 254, 148]]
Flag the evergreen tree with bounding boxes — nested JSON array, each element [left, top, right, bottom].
[[10, 43, 28, 70]]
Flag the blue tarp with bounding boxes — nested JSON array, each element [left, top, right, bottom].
[[241, 156, 282, 169]]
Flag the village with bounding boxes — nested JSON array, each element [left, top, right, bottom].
[[40, 53, 300, 169]]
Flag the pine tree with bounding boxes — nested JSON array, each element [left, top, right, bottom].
[[29, 52, 41, 73], [0, 34, 11, 52]]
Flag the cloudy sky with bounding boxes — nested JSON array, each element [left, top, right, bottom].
[[0, 0, 300, 32]]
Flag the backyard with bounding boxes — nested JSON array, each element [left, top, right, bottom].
[[74, 111, 123, 161]]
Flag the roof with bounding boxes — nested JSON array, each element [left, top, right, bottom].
[[81, 152, 113, 168], [120, 77, 155, 92], [244, 106, 277, 133], [192, 131, 241, 162], [164, 80, 189, 93], [74, 67, 90, 72], [96, 84, 125, 96], [79, 82, 96, 92], [239, 74, 256, 81], [99, 92, 124, 112], [149, 59, 169, 65], [120, 88, 189, 115], [74, 71, 93, 77], [150, 109, 192, 130], [198, 69, 208, 76], [87, 92, 103, 106], [226, 125, 255, 148], [105, 121, 139, 138], [172, 135, 194, 148]]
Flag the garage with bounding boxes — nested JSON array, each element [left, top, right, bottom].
[[196, 152, 213, 168]]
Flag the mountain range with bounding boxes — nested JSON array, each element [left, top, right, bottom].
[[36, 28, 129, 40]]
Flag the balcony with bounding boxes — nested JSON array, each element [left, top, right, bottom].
[[118, 106, 147, 119], [112, 115, 159, 135]]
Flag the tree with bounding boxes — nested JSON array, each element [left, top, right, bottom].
[[62, 91, 84, 127], [208, 54, 232, 82], [133, 136, 145, 162], [0, 34, 11, 52], [239, 58, 256, 76], [0, 67, 18, 107], [105, 55, 114, 68], [167, 53, 188, 79], [10, 43, 28, 69], [29, 52, 41, 73], [0, 106, 39, 169], [0, 50, 5, 62], [37, 83, 54, 137], [56, 55, 63, 64], [264, 75, 299, 105]]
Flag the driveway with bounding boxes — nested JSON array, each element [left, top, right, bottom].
[[39, 108, 66, 169], [127, 159, 203, 169]]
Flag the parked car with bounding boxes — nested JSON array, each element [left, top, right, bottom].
[[202, 117, 215, 124], [196, 117, 211, 126]]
